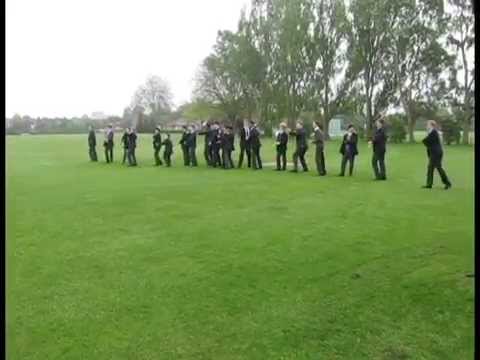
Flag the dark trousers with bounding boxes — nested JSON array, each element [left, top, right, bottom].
[[426, 154, 451, 187], [276, 147, 287, 170], [340, 153, 355, 176], [293, 147, 308, 171], [181, 145, 190, 166], [222, 149, 234, 169], [128, 147, 137, 166], [372, 151, 386, 179], [315, 147, 326, 175], [105, 145, 113, 163], [238, 144, 251, 168], [163, 152, 172, 167], [251, 146, 262, 169], [212, 147, 222, 168], [188, 147, 198, 166], [204, 145, 211, 165], [154, 147, 163, 166], [122, 148, 128, 164], [89, 146, 97, 161]]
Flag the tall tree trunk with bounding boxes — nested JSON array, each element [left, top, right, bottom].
[[323, 82, 330, 140], [462, 114, 471, 145], [407, 113, 416, 143]]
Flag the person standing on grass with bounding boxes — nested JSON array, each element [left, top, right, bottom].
[[275, 122, 288, 171], [153, 127, 163, 166], [212, 123, 223, 168], [88, 125, 98, 162], [237, 121, 252, 168], [339, 124, 358, 176], [422, 120, 452, 190], [186, 125, 198, 167], [179, 125, 190, 166], [221, 125, 235, 169], [161, 133, 173, 167], [198, 121, 213, 166], [290, 120, 309, 173], [249, 120, 262, 170], [104, 124, 114, 163], [369, 118, 387, 180], [312, 121, 326, 176], [121, 128, 129, 164], [127, 128, 138, 166]]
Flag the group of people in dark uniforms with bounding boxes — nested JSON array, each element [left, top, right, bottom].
[[87, 118, 452, 189]]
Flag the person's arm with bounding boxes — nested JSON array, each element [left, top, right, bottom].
[[422, 131, 434, 146]]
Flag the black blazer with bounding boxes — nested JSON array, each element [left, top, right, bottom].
[[372, 127, 387, 153], [249, 127, 261, 148], [153, 133, 162, 149], [312, 128, 324, 149], [186, 132, 197, 148], [291, 128, 308, 149], [88, 130, 96, 147], [161, 139, 173, 153], [276, 131, 288, 150], [422, 129, 443, 158], [121, 133, 129, 149], [339, 133, 358, 156], [128, 133, 137, 149]]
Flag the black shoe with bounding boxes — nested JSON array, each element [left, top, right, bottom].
[[289, 169, 298, 173], [303, 169, 309, 172], [338, 174, 344, 177], [274, 168, 281, 171], [422, 185, 432, 189], [444, 184, 452, 190]]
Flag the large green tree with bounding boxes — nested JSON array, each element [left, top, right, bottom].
[[389, 0, 452, 142], [446, 0, 474, 144]]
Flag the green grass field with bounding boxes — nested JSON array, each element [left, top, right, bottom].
[[6, 134, 474, 359]]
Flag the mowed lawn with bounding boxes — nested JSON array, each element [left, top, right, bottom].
[[6, 134, 474, 360]]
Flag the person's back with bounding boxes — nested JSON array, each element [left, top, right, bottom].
[[276, 131, 288, 150], [422, 128, 443, 157], [163, 138, 173, 153], [295, 128, 308, 149], [250, 126, 261, 148], [162, 135, 173, 167], [88, 129, 96, 146], [128, 132, 137, 148], [153, 132, 162, 148], [372, 127, 387, 153], [186, 131, 197, 148]]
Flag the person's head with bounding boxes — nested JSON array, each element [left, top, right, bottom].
[[347, 124, 355, 133], [314, 121, 322, 130], [427, 120, 437, 131], [88, 125, 93, 131], [279, 122, 287, 131], [296, 120, 303, 129], [125, 127, 130, 133], [376, 119, 385, 129], [108, 124, 113, 129], [166, 133, 171, 139], [154, 127, 159, 134], [249, 120, 256, 127]]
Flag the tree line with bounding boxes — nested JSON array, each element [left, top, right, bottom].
[[193, 0, 474, 143]]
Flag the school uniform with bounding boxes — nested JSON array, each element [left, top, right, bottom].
[[422, 128, 451, 188], [339, 132, 358, 176], [275, 131, 288, 171]]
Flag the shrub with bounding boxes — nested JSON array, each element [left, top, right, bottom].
[[388, 116, 407, 143], [440, 118, 461, 145]]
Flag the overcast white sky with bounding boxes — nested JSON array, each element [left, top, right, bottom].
[[6, 0, 249, 118]]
